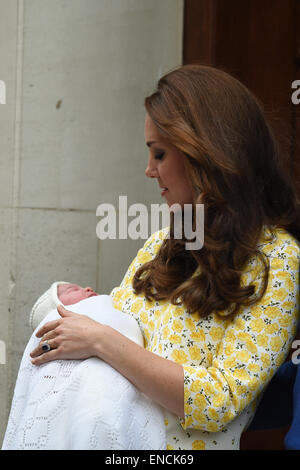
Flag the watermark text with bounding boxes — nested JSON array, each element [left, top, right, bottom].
[[96, 196, 204, 250], [291, 339, 300, 365], [0, 80, 6, 104], [0, 339, 6, 364]]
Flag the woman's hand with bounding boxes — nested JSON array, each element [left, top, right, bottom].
[[31, 306, 185, 417], [30, 305, 105, 365]]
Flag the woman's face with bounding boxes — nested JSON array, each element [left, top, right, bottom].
[[144, 113, 193, 207]]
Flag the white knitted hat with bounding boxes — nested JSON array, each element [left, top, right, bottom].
[[29, 281, 69, 331]]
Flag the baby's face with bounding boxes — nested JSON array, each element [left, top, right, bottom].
[[57, 283, 98, 305]]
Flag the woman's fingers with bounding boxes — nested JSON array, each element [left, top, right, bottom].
[[31, 319, 61, 358], [30, 314, 104, 365], [57, 305, 74, 317], [30, 336, 59, 359], [35, 319, 61, 338], [31, 347, 61, 366], [37, 329, 58, 343]]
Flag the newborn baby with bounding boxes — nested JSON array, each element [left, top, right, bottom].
[[2, 282, 166, 450]]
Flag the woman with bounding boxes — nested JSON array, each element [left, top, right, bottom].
[[30, 64, 300, 450]]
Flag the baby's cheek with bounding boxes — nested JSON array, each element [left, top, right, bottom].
[[64, 292, 86, 305], [58, 293, 68, 305]]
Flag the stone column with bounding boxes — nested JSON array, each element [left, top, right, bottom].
[[0, 0, 183, 444]]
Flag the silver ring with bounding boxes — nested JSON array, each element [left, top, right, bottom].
[[41, 340, 51, 352]]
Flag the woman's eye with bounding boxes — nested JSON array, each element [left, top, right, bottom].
[[155, 152, 165, 160]]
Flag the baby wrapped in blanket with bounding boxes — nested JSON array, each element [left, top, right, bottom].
[[2, 283, 166, 450]]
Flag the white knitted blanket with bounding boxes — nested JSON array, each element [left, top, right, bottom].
[[2, 295, 166, 450]]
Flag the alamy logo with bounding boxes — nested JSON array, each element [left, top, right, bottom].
[[0, 340, 6, 364], [291, 339, 300, 365], [96, 196, 204, 250], [0, 80, 6, 104]]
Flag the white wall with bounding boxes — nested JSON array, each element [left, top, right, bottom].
[[0, 0, 184, 444]]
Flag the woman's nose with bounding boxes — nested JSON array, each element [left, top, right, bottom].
[[145, 156, 158, 178]]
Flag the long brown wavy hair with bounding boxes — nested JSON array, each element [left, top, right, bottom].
[[132, 64, 300, 318]]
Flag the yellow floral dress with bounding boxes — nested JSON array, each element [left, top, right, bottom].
[[110, 226, 300, 450]]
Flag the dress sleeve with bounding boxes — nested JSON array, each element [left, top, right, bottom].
[[180, 237, 300, 433]]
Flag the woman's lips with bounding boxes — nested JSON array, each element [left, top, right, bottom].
[[161, 188, 168, 196]]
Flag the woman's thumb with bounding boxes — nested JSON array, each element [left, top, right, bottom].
[[57, 304, 74, 317]]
